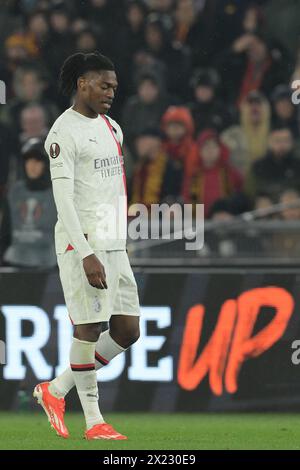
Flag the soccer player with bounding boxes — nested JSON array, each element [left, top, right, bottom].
[[33, 52, 140, 440]]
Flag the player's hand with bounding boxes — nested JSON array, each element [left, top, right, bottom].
[[83, 254, 107, 289]]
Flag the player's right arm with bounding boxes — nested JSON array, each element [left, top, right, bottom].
[[45, 128, 107, 289]]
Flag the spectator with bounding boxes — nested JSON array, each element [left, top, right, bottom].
[[130, 129, 169, 207], [131, 49, 167, 99], [0, 2, 19, 47], [45, 4, 74, 80], [77, 0, 119, 54], [179, 0, 215, 68], [113, 1, 147, 61], [112, 0, 148, 98], [219, 33, 289, 106], [130, 122, 191, 206], [189, 67, 233, 134], [264, 0, 300, 58], [271, 85, 299, 139], [279, 188, 300, 221], [9, 103, 49, 182], [203, 196, 263, 258], [209, 198, 236, 222], [1, 65, 59, 133], [221, 90, 270, 175], [19, 103, 49, 145], [188, 0, 267, 69], [75, 29, 98, 54], [78, 0, 119, 25], [122, 71, 172, 150], [161, 106, 197, 200], [25, 9, 49, 55], [254, 192, 274, 216], [184, 129, 243, 217], [241, 3, 265, 36], [143, 13, 191, 97], [271, 187, 300, 257], [174, 0, 197, 45], [0, 33, 35, 100], [3, 138, 56, 268], [205, 198, 239, 258], [245, 127, 300, 201], [70, 17, 90, 36]]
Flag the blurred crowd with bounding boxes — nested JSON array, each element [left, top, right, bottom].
[[1, 0, 300, 267]]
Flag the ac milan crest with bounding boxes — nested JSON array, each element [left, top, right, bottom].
[[50, 143, 60, 159]]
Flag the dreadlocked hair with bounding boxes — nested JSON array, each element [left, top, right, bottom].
[[59, 51, 115, 97]]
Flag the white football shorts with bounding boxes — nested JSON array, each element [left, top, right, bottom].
[[57, 249, 140, 325]]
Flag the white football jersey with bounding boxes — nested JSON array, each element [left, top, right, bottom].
[[45, 107, 127, 252]]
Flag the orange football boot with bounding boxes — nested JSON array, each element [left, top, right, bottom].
[[85, 423, 127, 440], [33, 382, 69, 439]]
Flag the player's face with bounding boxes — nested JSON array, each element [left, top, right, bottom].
[[82, 70, 118, 115]]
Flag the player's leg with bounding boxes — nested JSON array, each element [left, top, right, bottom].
[[75, 322, 128, 440], [35, 250, 137, 439], [84, 316, 139, 440], [49, 316, 139, 398], [48, 327, 123, 399], [109, 314, 140, 349], [48, 248, 134, 398], [83, 252, 139, 440], [34, 250, 109, 438], [33, 322, 104, 438], [70, 322, 104, 430]]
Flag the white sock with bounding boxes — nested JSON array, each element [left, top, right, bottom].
[[94, 330, 126, 368], [49, 369, 75, 399], [49, 330, 126, 399], [70, 337, 104, 430]]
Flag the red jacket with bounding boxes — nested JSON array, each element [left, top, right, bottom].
[[183, 129, 243, 217]]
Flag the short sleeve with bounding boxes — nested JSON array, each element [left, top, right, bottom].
[[45, 128, 77, 180]]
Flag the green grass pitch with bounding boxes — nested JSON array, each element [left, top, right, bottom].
[[1, 412, 300, 450]]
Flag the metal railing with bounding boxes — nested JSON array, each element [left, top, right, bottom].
[[127, 200, 300, 267]]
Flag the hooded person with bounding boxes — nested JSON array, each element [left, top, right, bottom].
[[3, 138, 57, 268], [221, 90, 271, 175], [184, 129, 244, 217], [271, 84, 299, 138], [161, 106, 196, 165], [161, 106, 198, 201], [22, 137, 51, 190], [188, 67, 233, 134]]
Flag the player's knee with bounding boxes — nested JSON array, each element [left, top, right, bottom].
[[74, 323, 102, 342], [121, 325, 140, 348], [111, 324, 140, 348], [130, 325, 140, 345]]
